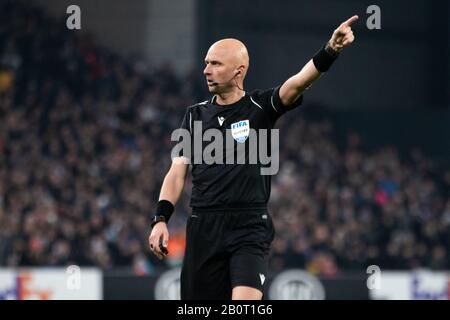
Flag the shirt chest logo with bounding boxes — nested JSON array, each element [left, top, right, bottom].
[[231, 120, 250, 143]]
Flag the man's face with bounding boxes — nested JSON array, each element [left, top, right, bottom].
[[203, 46, 238, 93]]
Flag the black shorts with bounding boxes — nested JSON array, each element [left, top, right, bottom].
[[180, 208, 275, 300]]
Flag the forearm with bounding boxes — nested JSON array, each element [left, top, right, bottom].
[[279, 15, 357, 107], [279, 60, 322, 106], [159, 172, 186, 205]]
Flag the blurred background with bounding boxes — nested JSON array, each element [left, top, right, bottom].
[[0, 0, 449, 300]]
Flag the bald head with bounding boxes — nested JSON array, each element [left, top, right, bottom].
[[204, 38, 250, 94], [205, 38, 249, 79], [208, 38, 249, 70]]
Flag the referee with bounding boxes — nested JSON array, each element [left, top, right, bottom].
[[149, 15, 358, 300]]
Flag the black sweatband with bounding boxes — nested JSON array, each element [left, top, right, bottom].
[[154, 200, 174, 222], [312, 42, 340, 72]]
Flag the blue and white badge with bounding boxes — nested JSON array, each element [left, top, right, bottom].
[[231, 120, 250, 143]]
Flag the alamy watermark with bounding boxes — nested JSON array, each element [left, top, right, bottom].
[[171, 120, 279, 176], [66, 265, 81, 290], [366, 5, 381, 30], [66, 5, 81, 30], [366, 265, 381, 290]]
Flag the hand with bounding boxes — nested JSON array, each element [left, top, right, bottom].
[[328, 15, 358, 52], [148, 222, 169, 260]]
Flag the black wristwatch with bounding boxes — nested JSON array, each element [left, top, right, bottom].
[[151, 215, 166, 228]]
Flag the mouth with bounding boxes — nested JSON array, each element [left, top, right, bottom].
[[207, 79, 215, 86]]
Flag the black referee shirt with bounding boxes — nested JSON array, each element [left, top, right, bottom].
[[176, 86, 303, 210]]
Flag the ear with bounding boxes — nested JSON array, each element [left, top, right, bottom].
[[236, 65, 245, 76]]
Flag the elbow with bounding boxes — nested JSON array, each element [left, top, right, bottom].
[[282, 89, 304, 106]]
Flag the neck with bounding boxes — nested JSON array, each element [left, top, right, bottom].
[[215, 89, 245, 105]]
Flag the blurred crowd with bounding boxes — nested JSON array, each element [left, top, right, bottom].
[[0, 2, 449, 277]]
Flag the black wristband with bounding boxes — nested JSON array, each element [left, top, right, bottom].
[[312, 42, 340, 72], [151, 200, 174, 227], [151, 215, 166, 228]]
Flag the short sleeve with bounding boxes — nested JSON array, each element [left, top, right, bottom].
[[250, 85, 303, 124]]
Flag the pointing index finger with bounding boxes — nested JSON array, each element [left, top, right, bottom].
[[342, 15, 359, 27]]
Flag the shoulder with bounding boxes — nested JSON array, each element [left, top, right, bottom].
[[247, 87, 281, 103], [248, 88, 276, 98], [186, 99, 209, 112], [247, 87, 280, 110]]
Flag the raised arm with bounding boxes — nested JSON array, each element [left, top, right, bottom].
[[279, 15, 358, 106]]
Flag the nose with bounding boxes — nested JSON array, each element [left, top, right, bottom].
[[203, 64, 211, 76]]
